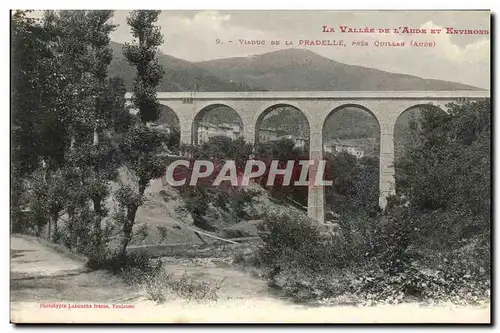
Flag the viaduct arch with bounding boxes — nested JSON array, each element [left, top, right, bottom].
[[126, 91, 490, 223]]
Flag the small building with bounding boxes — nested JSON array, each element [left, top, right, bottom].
[[274, 134, 309, 149], [259, 128, 309, 149], [149, 123, 176, 134], [259, 128, 309, 148], [259, 128, 280, 142], [324, 139, 365, 158], [198, 122, 241, 143]]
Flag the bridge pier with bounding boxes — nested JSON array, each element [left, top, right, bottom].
[[308, 182, 325, 223], [242, 115, 256, 146], [379, 119, 396, 209], [307, 131, 325, 223]]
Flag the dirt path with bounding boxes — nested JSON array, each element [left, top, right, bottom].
[[10, 235, 491, 324], [10, 236, 145, 311]]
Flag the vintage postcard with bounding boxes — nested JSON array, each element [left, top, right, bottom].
[[10, 10, 491, 323]]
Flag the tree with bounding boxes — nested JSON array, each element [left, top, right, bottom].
[[123, 10, 164, 123], [79, 10, 117, 253], [105, 77, 135, 135], [195, 136, 253, 168], [85, 10, 116, 145], [393, 99, 491, 248], [325, 152, 379, 216], [11, 10, 43, 232], [47, 11, 119, 245], [11, 10, 44, 176], [11, 10, 75, 173], [117, 10, 166, 257], [12, 11, 123, 245], [254, 138, 310, 205], [11, 10, 78, 236]]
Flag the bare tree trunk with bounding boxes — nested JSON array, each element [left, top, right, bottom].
[[91, 196, 103, 251], [50, 212, 58, 242], [118, 205, 139, 258], [46, 219, 52, 240], [93, 125, 99, 146]]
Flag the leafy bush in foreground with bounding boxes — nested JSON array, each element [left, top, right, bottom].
[[87, 251, 161, 276], [255, 208, 490, 305], [141, 269, 224, 303]]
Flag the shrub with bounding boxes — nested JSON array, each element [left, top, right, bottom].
[[88, 250, 162, 284], [167, 272, 224, 302], [232, 244, 262, 268], [157, 225, 168, 243], [143, 270, 224, 303], [256, 207, 490, 305], [230, 189, 258, 221], [133, 224, 149, 244], [257, 209, 350, 283], [179, 184, 211, 229], [143, 269, 172, 303]]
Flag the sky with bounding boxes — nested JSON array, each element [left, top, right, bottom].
[[30, 10, 491, 89]]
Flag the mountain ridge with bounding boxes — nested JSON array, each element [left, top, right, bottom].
[[196, 48, 482, 91], [107, 42, 482, 92], [108, 41, 263, 92]]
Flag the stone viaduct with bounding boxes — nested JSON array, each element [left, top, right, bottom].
[[126, 91, 490, 223]]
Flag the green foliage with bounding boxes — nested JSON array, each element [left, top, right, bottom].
[[105, 76, 135, 134], [133, 224, 149, 243], [254, 138, 309, 206], [26, 169, 50, 235], [89, 250, 162, 279], [112, 10, 167, 258], [191, 135, 253, 165], [143, 270, 223, 304], [260, 107, 310, 138], [163, 127, 180, 153], [394, 100, 490, 247], [11, 10, 71, 173], [120, 124, 167, 191], [163, 272, 223, 302], [323, 108, 379, 141], [257, 207, 489, 304], [258, 210, 348, 278], [180, 184, 211, 229], [256, 138, 306, 161], [325, 152, 380, 216], [115, 124, 166, 255], [230, 189, 257, 220], [11, 11, 124, 251], [123, 10, 164, 123]]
